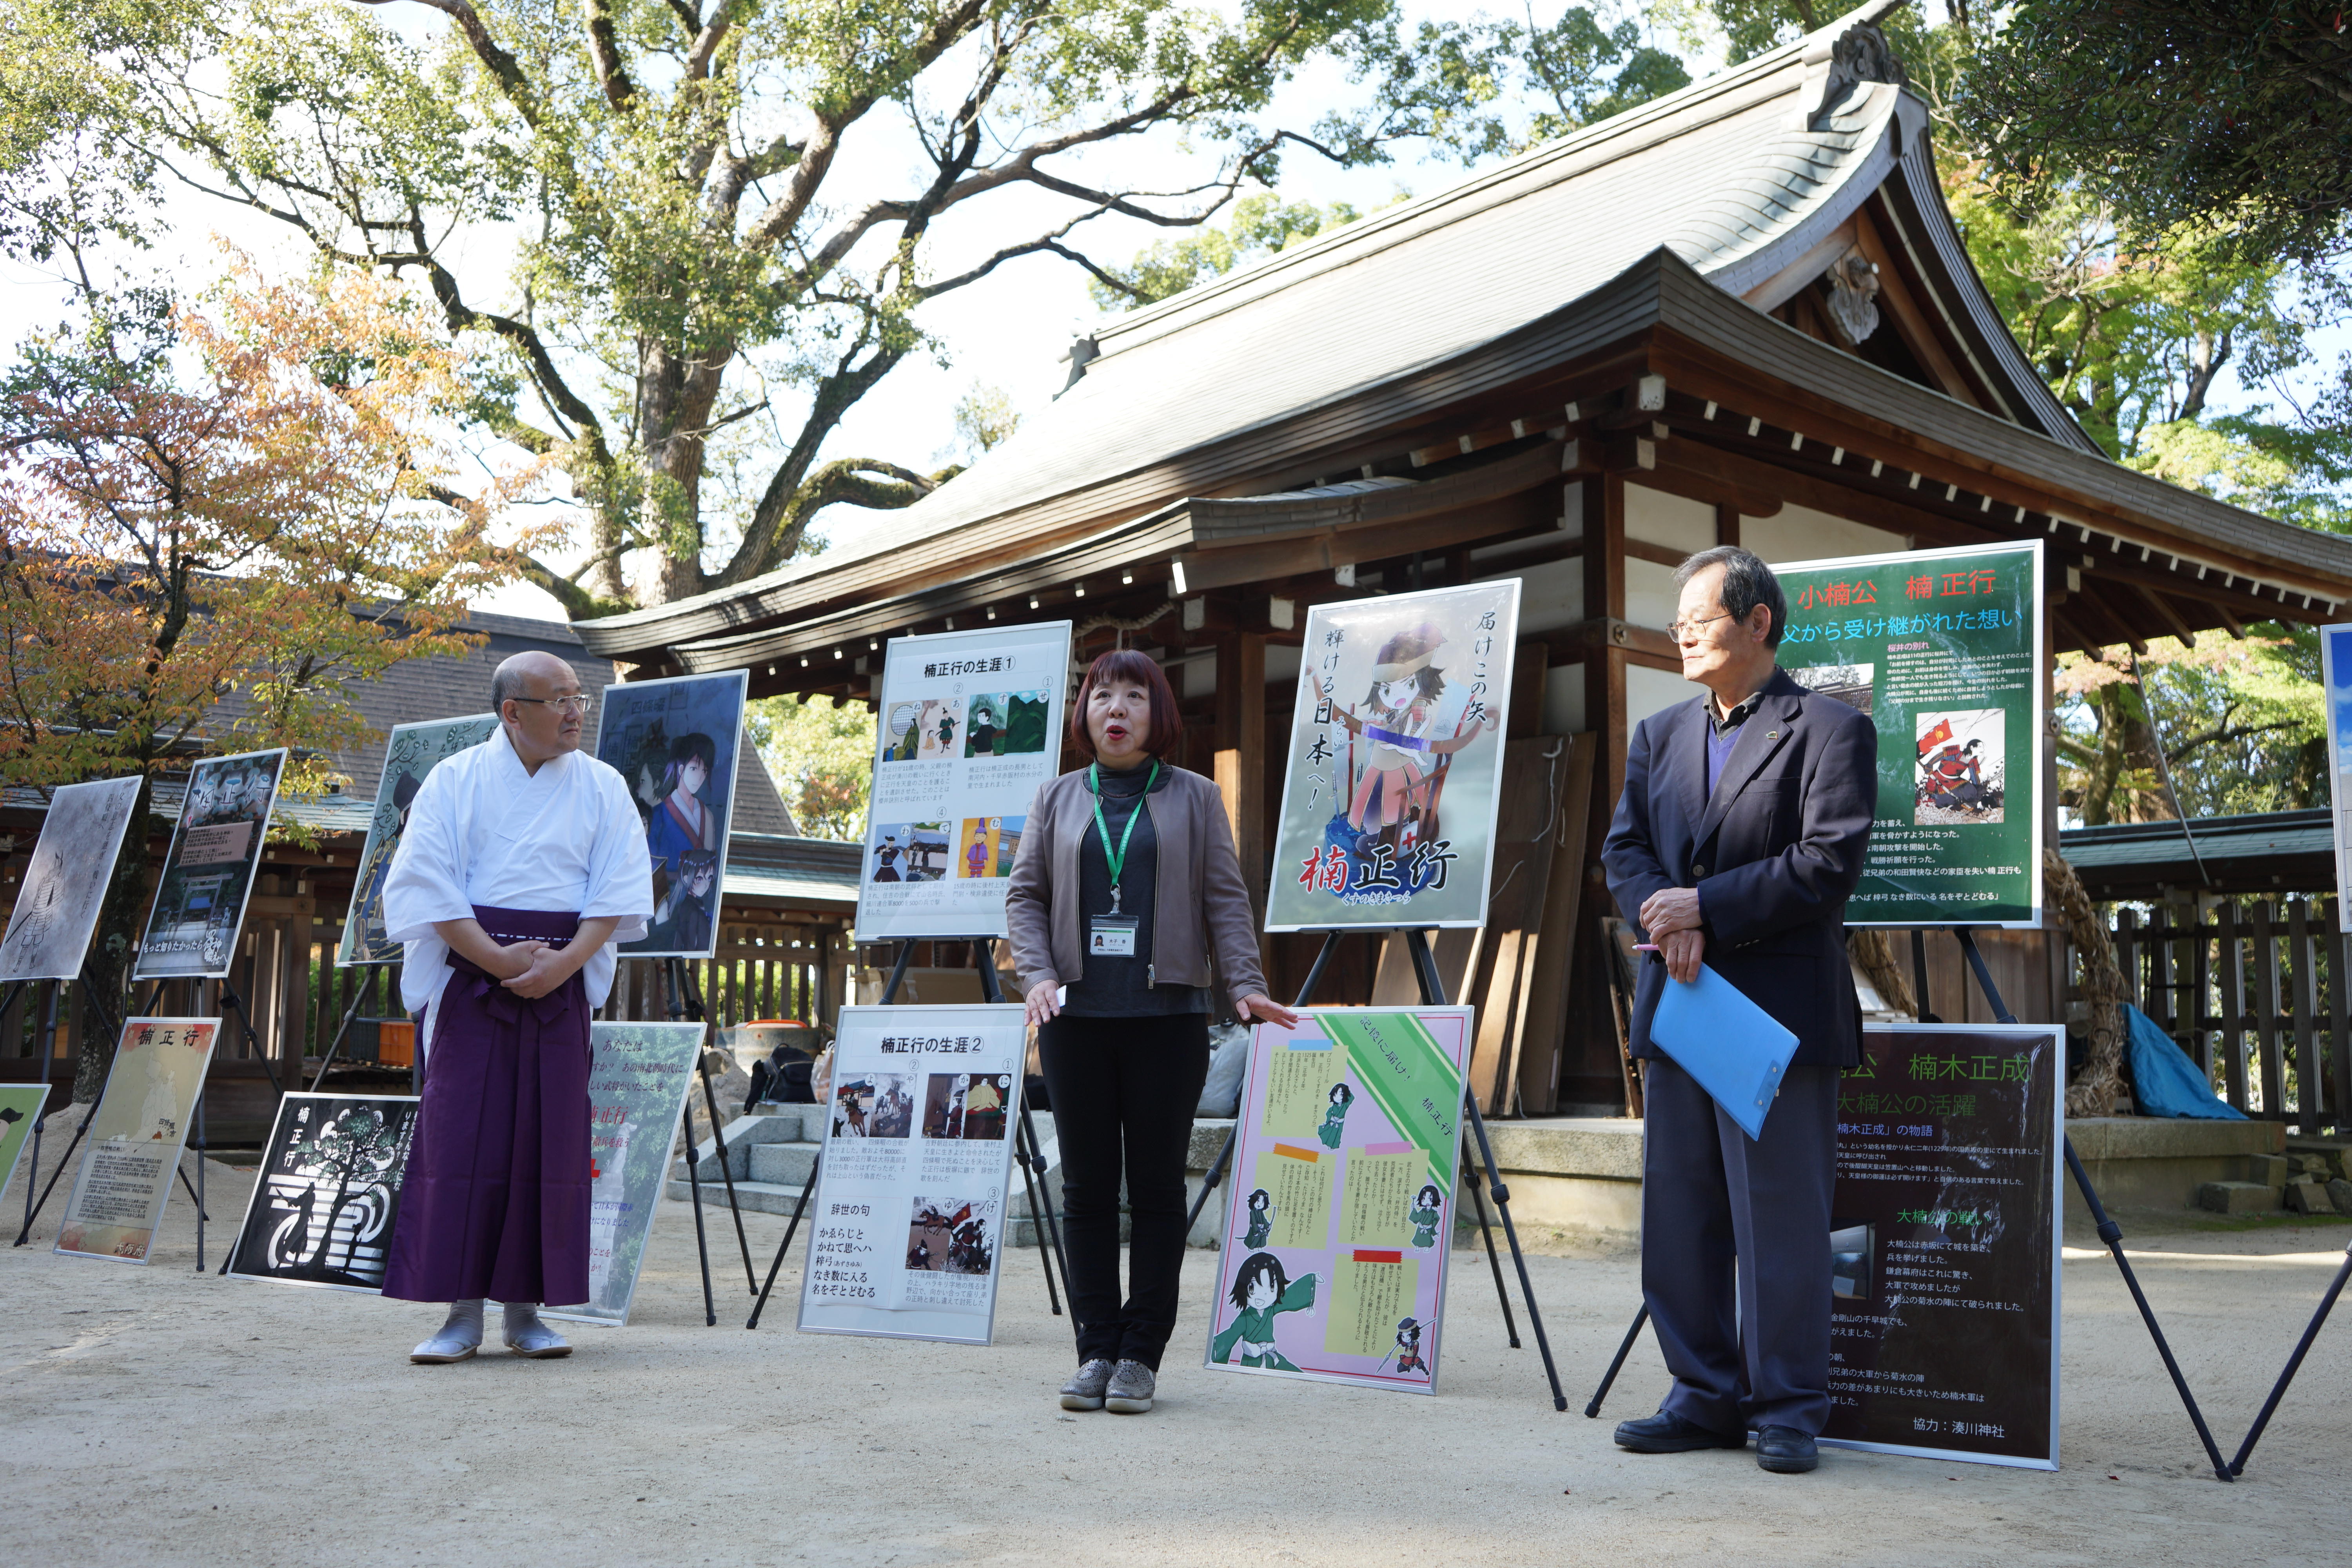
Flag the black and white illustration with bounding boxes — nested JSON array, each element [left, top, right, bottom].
[[0, 775, 142, 982], [228, 1093, 419, 1293]]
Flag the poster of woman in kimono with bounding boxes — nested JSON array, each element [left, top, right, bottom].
[[1265, 581, 1520, 931], [593, 669, 749, 958]]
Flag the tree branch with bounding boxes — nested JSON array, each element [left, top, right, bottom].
[[352, 0, 541, 127], [583, 0, 640, 112]]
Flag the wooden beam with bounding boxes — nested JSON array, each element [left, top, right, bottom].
[[2129, 582, 2199, 649], [1214, 633, 1269, 938]]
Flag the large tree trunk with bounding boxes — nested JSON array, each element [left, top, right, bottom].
[[2046, 848, 2130, 1117], [637, 336, 736, 606], [2078, 678, 2172, 824]]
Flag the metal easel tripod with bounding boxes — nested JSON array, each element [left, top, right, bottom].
[[1581, 927, 2238, 1483], [747, 937, 1073, 1333], [662, 956, 759, 1327], [1183, 926, 1569, 1410]]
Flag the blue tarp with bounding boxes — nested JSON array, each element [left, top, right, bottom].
[[2125, 1004, 2247, 1120]]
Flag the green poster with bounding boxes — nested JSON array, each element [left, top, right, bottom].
[[1319, 1011, 1462, 1191], [545, 1021, 704, 1327], [1771, 541, 2045, 928], [0, 1083, 49, 1205], [339, 715, 498, 965]]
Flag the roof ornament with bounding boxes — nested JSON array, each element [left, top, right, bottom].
[[1825, 248, 1882, 343], [1793, 8, 1909, 131], [1057, 335, 1100, 396]]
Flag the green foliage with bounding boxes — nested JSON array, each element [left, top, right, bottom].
[[2056, 635, 2326, 823], [1964, 1, 2352, 267], [950, 384, 1021, 459], [748, 694, 878, 840]]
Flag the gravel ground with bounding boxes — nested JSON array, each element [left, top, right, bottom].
[[4, 1158, 2348, 1567]]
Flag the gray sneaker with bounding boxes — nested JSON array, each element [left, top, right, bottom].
[[1105, 1358, 1155, 1414], [1059, 1359, 1114, 1410]]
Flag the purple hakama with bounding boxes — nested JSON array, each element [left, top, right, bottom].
[[383, 905, 592, 1306]]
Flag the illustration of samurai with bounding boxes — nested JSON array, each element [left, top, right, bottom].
[[1317, 1082, 1353, 1150], [1311, 622, 1497, 860], [1392, 1317, 1428, 1376], [1243, 1187, 1273, 1249], [1410, 1182, 1444, 1249], [1211, 1251, 1318, 1370]]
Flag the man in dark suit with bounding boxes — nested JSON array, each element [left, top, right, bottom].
[[1601, 545, 1877, 1475]]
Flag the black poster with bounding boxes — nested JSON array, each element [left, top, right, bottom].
[[1822, 1024, 2062, 1470], [228, 1093, 420, 1294]]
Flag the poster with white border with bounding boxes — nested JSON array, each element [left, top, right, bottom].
[[594, 669, 751, 959], [857, 622, 1071, 942], [0, 776, 142, 982], [227, 1093, 420, 1293], [2321, 624, 2352, 931], [1767, 541, 2045, 928], [54, 1017, 219, 1263], [1204, 1006, 1472, 1395], [1267, 582, 1519, 931], [339, 715, 499, 965], [797, 1004, 1025, 1345], [134, 748, 289, 979], [546, 1020, 706, 1327]]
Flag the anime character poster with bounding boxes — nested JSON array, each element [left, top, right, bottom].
[[858, 622, 1070, 942], [1267, 583, 1519, 931], [227, 1094, 419, 1292], [1771, 541, 2043, 927], [799, 1004, 1027, 1344], [0, 775, 141, 982], [337, 715, 499, 965], [54, 1018, 219, 1263], [133, 749, 288, 979], [0, 1084, 51, 1205], [1205, 1007, 1472, 1395], [546, 1021, 705, 1327], [593, 670, 750, 959], [2322, 624, 2352, 933]]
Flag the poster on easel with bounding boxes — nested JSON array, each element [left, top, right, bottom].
[[1767, 541, 2045, 928], [339, 715, 498, 965], [595, 670, 750, 960], [797, 1004, 1026, 1344], [54, 1017, 219, 1263], [545, 1020, 706, 1327], [134, 748, 289, 979], [0, 776, 142, 982], [1267, 583, 1518, 931], [227, 1093, 420, 1292], [0, 1083, 52, 1202], [857, 622, 1071, 942], [2319, 624, 2352, 931], [1821, 1022, 2063, 1470], [1205, 1007, 1473, 1395]]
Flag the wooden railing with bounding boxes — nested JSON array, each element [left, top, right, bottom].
[[2109, 900, 2350, 1134]]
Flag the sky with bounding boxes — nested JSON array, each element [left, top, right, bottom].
[[2, 3, 2341, 625]]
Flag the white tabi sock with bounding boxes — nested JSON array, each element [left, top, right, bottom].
[[501, 1301, 571, 1358], [410, 1298, 485, 1363]]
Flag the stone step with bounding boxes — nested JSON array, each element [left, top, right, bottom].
[[747, 1141, 818, 1187], [663, 1177, 817, 1218]]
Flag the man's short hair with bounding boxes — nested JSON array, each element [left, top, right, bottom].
[[489, 664, 527, 713], [1674, 545, 1787, 647]]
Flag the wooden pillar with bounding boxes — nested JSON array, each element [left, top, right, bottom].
[[1214, 632, 1269, 933], [1582, 474, 1628, 837], [1715, 501, 1740, 548]]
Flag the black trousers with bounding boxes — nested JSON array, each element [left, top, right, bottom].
[[1038, 1011, 1211, 1370], [1641, 1055, 1840, 1436]]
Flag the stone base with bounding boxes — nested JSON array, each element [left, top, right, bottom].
[[2067, 1117, 2287, 1216], [2198, 1181, 2276, 1215]]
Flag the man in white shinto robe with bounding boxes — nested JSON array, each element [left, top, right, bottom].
[[379, 651, 652, 1363]]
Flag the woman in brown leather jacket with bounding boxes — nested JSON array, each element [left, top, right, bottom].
[[1005, 648, 1295, 1414]]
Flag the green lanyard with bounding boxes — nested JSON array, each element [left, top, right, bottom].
[[1086, 759, 1159, 915]]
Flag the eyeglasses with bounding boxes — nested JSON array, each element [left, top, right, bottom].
[[1665, 612, 1731, 641], [510, 695, 592, 715]]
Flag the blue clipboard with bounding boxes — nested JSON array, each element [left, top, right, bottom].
[[1649, 962, 1798, 1140]]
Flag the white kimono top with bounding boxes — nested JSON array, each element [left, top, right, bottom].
[[381, 732, 653, 1018]]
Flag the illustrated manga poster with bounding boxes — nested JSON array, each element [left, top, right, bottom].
[[134, 748, 288, 979], [338, 715, 499, 964], [1823, 1024, 2062, 1470], [1770, 541, 2044, 927], [0, 776, 142, 982], [2322, 625, 2352, 932], [228, 1093, 419, 1293], [1206, 1007, 1472, 1394], [546, 1021, 704, 1327], [798, 1004, 1026, 1344], [54, 1017, 219, 1263], [858, 622, 1070, 942], [0, 1084, 51, 1203], [1267, 584, 1519, 931], [593, 670, 750, 959]]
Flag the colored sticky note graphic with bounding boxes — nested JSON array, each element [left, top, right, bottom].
[[1340, 1148, 1419, 1248], [1252, 1147, 1332, 1251], [1325, 1251, 1419, 1359], [1262, 1036, 1337, 1140]]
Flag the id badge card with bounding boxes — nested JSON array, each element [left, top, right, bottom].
[[1088, 916, 1139, 956]]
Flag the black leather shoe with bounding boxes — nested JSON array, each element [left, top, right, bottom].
[[1613, 1410, 1747, 1453], [1755, 1425, 1818, 1473]]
